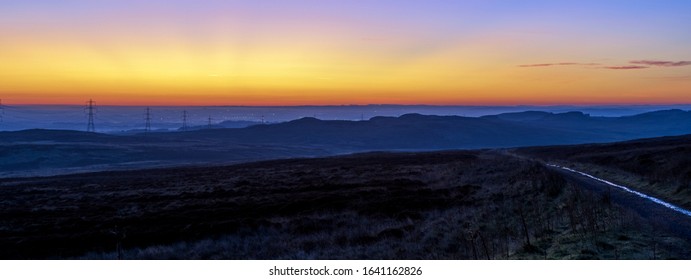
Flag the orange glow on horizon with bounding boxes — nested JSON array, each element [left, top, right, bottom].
[[2, 1, 691, 106]]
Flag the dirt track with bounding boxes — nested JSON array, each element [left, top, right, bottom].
[[549, 165, 691, 258]]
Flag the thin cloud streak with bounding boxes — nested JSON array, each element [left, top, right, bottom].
[[630, 60, 691, 67], [518, 60, 691, 70], [602, 66, 649, 70]]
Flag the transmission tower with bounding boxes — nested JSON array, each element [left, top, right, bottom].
[[207, 116, 212, 128], [86, 99, 96, 132], [144, 107, 152, 132], [182, 110, 189, 131]]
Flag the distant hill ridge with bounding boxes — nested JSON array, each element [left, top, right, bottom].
[[2, 109, 691, 177], [3, 109, 691, 149], [216, 109, 691, 148]]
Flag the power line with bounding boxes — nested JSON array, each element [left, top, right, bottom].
[[145, 107, 152, 132], [86, 99, 96, 132]]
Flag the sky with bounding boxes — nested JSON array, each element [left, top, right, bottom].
[[1, 0, 690, 106]]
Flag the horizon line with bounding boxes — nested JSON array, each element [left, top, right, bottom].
[[3, 103, 691, 107]]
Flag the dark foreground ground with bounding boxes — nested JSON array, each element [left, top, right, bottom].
[[1, 150, 689, 259]]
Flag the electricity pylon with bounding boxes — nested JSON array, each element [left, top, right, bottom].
[[145, 107, 152, 132], [182, 110, 188, 131], [86, 99, 96, 132]]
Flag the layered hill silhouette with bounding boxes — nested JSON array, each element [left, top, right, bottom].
[[1, 109, 691, 177]]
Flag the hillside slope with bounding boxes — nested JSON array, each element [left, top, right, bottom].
[[517, 134, 691, 209], [1, 151, 687, 259]]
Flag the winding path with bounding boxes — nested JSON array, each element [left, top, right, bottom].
[[548, 164, 691, 217], [546, 164, 691, 248]]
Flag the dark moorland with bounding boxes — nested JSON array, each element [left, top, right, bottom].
[[1, 149, 689, 259], [518, 134, 691, 209]]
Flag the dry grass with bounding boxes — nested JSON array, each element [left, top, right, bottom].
[[517, 135, 691, 209], [1, 150, 687, 259]]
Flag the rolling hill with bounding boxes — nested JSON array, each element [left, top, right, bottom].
[[2, 109, 691, 177]]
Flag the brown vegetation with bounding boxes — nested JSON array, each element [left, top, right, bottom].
[[517, 134, 691, 209], [0, 150, 687, 259]]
